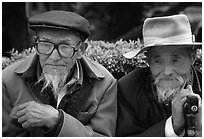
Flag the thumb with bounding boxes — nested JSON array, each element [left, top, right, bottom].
[[187, 85, 193, 93]]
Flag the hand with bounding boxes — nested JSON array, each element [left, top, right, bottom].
[[16, 101, 59, 129], [171, 85, 201, 135]]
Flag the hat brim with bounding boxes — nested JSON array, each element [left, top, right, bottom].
[[29, 24, 89, 41], [123, 42, 202, 59]]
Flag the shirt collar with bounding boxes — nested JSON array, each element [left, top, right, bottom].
[[65, 60, 82, 87]]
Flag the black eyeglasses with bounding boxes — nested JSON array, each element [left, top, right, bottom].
[[34, 37, 80, 58]]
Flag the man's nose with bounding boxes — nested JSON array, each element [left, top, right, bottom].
[[163, 63, 173, 76], [49, 49, 61, 60]]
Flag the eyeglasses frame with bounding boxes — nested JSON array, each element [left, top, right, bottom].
[[34, 36, 80, 58]]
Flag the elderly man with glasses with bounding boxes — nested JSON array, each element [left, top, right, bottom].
[[2, 11, 117, 137]]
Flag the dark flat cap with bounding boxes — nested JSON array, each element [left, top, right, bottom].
[[29, 10, 90, 41]]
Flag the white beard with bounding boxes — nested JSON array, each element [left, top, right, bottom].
[[36, 65, 69, 99], [154, 73, 188, 104]]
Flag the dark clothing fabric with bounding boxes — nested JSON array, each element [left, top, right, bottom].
[[2, 53, 117, 137], [116, 66, 202, 137]]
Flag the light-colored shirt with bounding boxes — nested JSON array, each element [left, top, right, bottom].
[[165, 116, 185, 137]]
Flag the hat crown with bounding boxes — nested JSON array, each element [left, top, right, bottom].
[[143, 14, 193, 46], [123, 14, 201, 59], [29, 10, 90, 41]]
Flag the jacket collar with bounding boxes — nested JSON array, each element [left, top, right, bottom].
[[14, 53, 39, 79], [79, 56, 104, 79], [14, 53, 104, 80]]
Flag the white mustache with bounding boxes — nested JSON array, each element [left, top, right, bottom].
[[155, 74, 184, 85]]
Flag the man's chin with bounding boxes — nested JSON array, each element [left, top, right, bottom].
[[156, 87, 178, 104], [39, 70, 68, 98], [155, 81, 184, 104]]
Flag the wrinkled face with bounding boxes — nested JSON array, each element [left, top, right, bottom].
[[36, 28, 83, 75], [35, 28, 85, 98], [147, 46, 194, 103]]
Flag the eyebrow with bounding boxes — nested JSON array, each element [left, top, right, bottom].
[[39, 37, 50, 41], [40, 37, 73, 43], [152, 55, 160, 59]]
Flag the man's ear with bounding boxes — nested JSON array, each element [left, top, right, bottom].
[[76, 43, 88, 59], [33, 36, 38, 42], [79, 43, 88, 54]]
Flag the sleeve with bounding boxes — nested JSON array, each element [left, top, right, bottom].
[[2, 82, 29, 136], [116, 83, 166, 137], [58, 80, 117, 137], [43, 109, 64, 136], [165, 116, 185, 137]]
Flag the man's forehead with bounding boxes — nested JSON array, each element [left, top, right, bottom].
[[148, 46, 189, 56], [37, 28, 81, 41], [37, 28, 80, 36]]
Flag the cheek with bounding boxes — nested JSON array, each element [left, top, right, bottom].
[[39, 55, 76, 70], [62, 57, 77, 68], [173, 60, 192, 75], [149, 64, 161, 79], [39, 55, 47, 67], [175, 65, 191, 75]]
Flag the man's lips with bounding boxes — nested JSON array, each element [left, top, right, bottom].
[[45, 64, 66, 67], [160, 79, 174, 81]]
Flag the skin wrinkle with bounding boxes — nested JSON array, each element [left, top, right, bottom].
[[146, 47, 194, 104], [35, 28, 84, 100]]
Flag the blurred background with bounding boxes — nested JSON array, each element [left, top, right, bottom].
[[2, 2, 202, 57]]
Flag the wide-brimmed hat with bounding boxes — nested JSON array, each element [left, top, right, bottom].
[[28, 10, 90, 41], [123, 14, 202, 59]]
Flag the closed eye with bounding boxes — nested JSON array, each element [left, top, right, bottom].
[[172, 59, 179, 63], [171, 55, 181, 63], [152, 56, 162, 64]]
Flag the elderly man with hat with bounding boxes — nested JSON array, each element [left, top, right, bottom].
[[2, 11, 117, 137], [116, 14, 202, 137]]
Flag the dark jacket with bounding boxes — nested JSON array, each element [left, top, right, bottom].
[[116, 66, 202, 137], [2, 53, 117, 137]]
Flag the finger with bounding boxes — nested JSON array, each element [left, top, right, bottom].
[[185, 93, 201, 101], [22, 121, 31, 128], [18, 102, 29, 111], [16, 108, 26, 118], [192, 93, 201, 100], [18, 115, 28, 124], [181, 96, 188, 102], [187, 85, 193, 93], [21, 118, 42, 128], [172, 94, 188, 106], [174, 89, 191, 101]]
